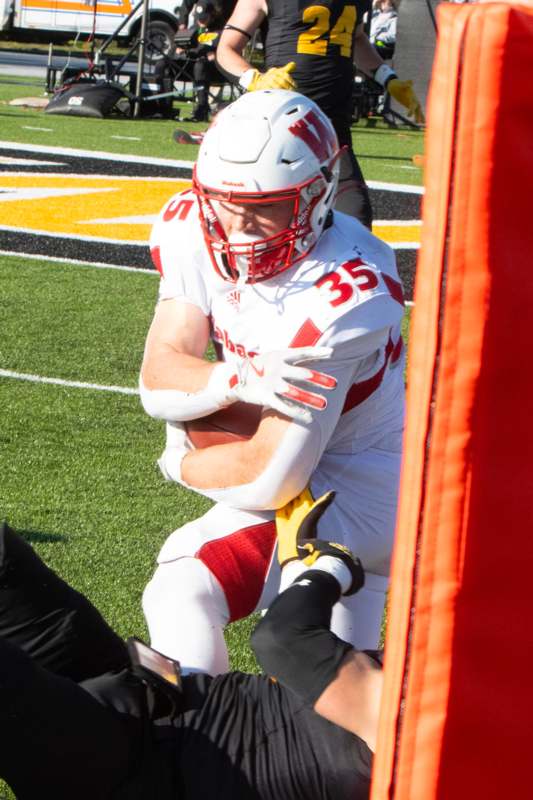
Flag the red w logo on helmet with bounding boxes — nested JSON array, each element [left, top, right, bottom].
[[288, 110, 337, 161]]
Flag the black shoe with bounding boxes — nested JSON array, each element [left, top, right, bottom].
[[184, 107, 209, 122]]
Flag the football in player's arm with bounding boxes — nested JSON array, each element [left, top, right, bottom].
[[139, 90, 405, 676]]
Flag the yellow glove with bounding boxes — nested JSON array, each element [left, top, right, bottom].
[[275, 487, 365, 596], [276, 487, 335, 567], [245, 61, 297, 92], [387, 78, 425, 124]]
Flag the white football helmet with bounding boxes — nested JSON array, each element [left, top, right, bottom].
[[193, 90, 341, 283]]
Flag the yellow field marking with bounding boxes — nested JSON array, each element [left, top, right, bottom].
[[0, 175, 188, 242], [372, 221, 421, 245], [0, 173, 421, 247]]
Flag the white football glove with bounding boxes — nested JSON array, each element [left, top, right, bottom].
[[157, 421, 191, 484], [228, 346, 336, 423]]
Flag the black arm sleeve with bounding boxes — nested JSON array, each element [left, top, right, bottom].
[[251, 570, 354, 706]]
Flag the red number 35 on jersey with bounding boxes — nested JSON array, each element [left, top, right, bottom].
[[315, 258, 404, 308]]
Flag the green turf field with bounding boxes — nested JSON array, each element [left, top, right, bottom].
[[0, 255, 261, 664], [0, 71, 425, 183], [0, 70, 417, 799]]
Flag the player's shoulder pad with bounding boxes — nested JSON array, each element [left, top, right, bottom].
[[150, 189, 203, 277]]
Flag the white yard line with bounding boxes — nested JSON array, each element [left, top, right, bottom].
[[0, 142, 425, 194], [1, 170, 182, 182], [366, 179, 424, 194], [0, 140, 196, 170], [0, 368, 138, 395], [0, 251, 415, 298]]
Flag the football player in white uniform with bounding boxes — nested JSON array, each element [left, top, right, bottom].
[[140, 90, 405, 675]]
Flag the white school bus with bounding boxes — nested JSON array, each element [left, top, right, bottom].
[[0, 0, 182, 54]]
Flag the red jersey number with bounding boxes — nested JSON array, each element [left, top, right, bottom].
[[163, 197, 194, 223], [316, 258, 379, 307]]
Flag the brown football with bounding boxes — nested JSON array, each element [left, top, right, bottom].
[[185, 402, 262, 449]]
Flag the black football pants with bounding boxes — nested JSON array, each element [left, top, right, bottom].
[[331, 114, 373, 230], [0, 522, 361, 800], [0, 637, 141, 800], [0, 522, 145, 799]]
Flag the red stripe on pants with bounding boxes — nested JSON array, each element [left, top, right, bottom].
[[197, 521, 277, 622]]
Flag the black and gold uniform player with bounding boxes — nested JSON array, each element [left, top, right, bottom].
[[215, 0, 424, 229], [180, 2, 226, 121], [154, 2, 225, 120], [0, 491, 383, 800]]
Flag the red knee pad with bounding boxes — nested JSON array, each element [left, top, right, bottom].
[[197, 521, 276, 622]]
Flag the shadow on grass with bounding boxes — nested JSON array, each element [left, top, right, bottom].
[[0, 110, 45, 117], [15, 528, 66, 544]]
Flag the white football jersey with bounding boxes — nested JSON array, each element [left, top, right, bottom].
[[146, 189, 409, 661], [150, 190, 407, 584], [151, 189, 405, 446]]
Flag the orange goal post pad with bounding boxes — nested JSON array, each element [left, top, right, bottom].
[[371, 3, 533, 798]]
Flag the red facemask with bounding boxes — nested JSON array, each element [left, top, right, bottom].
[[192, 167, 327, 283]]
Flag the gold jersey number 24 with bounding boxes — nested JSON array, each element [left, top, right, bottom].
[[297, 5, 357, 58]]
